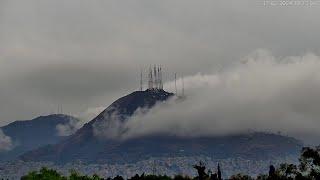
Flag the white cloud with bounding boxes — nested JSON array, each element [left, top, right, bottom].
[[0, 129, 13, 151], [56, 107, 107, 136], [56, 120, 79, 137], [115, 50, 320, 144], [93, 111, 126, 139]]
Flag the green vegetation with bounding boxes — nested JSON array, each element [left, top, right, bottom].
[[20, 146, 320, 180], [21, 168, 102, 180]]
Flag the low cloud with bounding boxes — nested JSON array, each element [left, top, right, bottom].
[[56, 107, 106, 136], [56, 117, 81, 137], [75, 107, 107, 123], [93, 111, 126, 139], [0, 129, 13, 151], [114, 50, 320, 145]]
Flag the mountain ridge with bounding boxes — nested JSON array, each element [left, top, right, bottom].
[[20, 90, 302, 164], [0, 114, 79, 161]]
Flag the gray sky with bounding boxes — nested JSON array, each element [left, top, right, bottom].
[[0, 0, 320, 127]]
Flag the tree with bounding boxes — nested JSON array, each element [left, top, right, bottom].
[[21, 167, 66, 180], [256, 174, 268, 180], [277, 163, 298, 179], [229, 173, 254, 180], [193, 161, 208, 180], [299, 147, 320, 180]]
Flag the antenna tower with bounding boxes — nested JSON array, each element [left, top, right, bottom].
[[146, 65, 164, 90], [157, 66, 160, 89], [182, 76, 185, 97], [148, 66, 153, 89], [174, 73, 177, 95], [154, 65, 158, 89], [160, 65, 163, 89], [140, 69, 143, 91], [57, 104, 63, 114]]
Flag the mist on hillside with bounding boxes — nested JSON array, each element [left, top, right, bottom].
[[104, 50, 320, 145]]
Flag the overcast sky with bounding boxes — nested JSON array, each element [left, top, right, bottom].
[[1, 0, 320, 126]]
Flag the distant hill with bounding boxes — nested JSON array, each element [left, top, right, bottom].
[[21, 90, 302, 164], [0, 114, 79, 161]]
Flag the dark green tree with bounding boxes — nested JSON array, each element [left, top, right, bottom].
[[193, 161, 208, 180], [21, 167, 66, 180], [229, 173, 254, 180], [299, 147, 320, 180]]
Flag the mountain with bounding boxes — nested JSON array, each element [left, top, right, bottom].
[[21, 90, 302, 164], [0, 114, 79, 161]]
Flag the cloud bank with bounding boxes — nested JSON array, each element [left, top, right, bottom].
[[114, 50, 320, 145]]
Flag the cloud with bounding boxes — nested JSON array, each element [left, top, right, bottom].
[[56, 116, 82, 136], [56, 106, 107, 136], [1, 0, 320, 125], [92, 111, 126, 139], [113, 50, 320, 145], [0, 129, 13, 151], [74, 106, 107, 122]]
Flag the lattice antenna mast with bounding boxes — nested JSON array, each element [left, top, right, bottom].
[[182, 76, 185, 97], [160, 65, 163, 90], [174, 73, 177, 95], [158, 65, 162, 90], [154, 65, 158, 89], [148, 66, 153, 89], [140, 68, 143, 91], [158, 66, 160, 90], [57, 104, 63, 114]]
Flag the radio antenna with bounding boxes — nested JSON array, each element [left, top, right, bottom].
[[182, 76, 185, 97], [175, 73, 177, 95], [140, 68, 143, 91]]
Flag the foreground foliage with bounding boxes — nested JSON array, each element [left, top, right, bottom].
[[21, 146, 320, 180]]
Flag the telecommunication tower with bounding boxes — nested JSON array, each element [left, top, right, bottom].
[[148, 66, 153, 89], [182, 76, 185, 97], [140, 69, 143, 91], [174, 73, 177, 95]]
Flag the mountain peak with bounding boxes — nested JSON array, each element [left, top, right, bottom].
[[0, 114, 79, 161], [4, 114, 76, 128], [90, 89, 174, 125]]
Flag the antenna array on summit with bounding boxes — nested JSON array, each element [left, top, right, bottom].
[[144, 65, 163, 91], [148, 66, 153, 90]]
